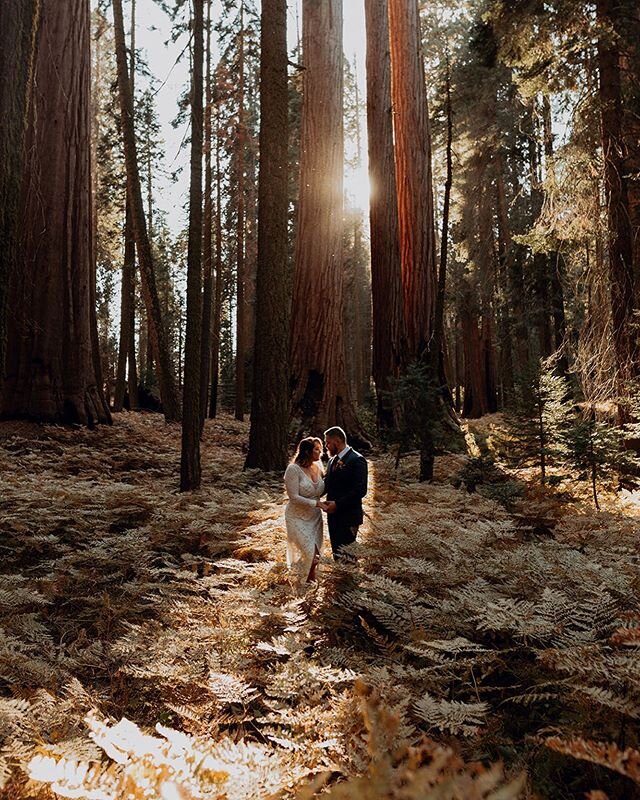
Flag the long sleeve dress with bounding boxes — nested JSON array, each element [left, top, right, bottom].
[[284, 462, 325, 580]]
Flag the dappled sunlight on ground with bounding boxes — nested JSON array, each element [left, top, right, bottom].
[[1, 412, 639, 798]]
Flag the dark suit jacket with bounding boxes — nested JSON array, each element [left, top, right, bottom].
[[324, 447, 368, 529]]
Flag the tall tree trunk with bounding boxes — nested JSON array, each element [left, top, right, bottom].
[[0, 0, 40, 385], [114, 205, 136, 410], [209, 110, 223, 418], [541, 94, 568, 376], [624, 4, 640, 302], [2, 0, 110, 424], [597, 0, 637, 385], [112, 0, 180, 421], [114, 0, 136, 412], [290, 0, 363, 441], [388, 0, 437, 361], [245, 0, 290, 471], [495, 151, 528, 379], [388, 0, 443, 480], [199, 0, 214, 429], [434, 47, 453, 375], [461, 300, 486, 419], [234, 1, 246, 422], [180, 0, 204, 491], [364, 0, 403, 427], [528, 98, 554, 360], [350, 70, 370, 406]]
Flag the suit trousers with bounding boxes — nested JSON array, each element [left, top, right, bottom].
[[328, 520, 359, 560]]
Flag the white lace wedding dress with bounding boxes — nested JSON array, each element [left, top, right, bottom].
[[284, 462, 324, 581]]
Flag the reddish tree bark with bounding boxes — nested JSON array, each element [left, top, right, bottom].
[[388, 0, 437, 360], [597, 0, 636, 382], [0, 0, 40, 383], [245, 0, 290, 470], [290, 0, 363, 439], [2, 0, 110, 425], [364, 0, 404, 426]]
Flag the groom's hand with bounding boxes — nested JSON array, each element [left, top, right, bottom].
[[324, 501, 337, 514]]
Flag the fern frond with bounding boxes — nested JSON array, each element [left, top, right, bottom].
[[413, 693, 489, 736]]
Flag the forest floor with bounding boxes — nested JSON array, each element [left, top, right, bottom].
[[1, 412, 640, 799]]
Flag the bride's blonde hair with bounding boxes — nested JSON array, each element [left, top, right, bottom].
[[293, 436, 322, 468]]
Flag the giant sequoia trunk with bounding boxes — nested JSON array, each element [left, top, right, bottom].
[[0, 0, 40, 383], [364, 0, 404, 427], [462, 310, 498, 419], [290, 0, 362, 438], [2, 0, 110, 425], [180, 0, 204, 491], [245, 0, 290, 471], [625, 5, 640, 298], [388, 0, 445, 480], [112, 0, 180, 421], [388, 0, 437, 360], [597, 0, 637, 383]]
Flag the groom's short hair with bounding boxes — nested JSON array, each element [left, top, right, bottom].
[[324, 426, 346, 443]]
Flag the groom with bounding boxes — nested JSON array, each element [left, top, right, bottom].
[[322, 427, 368, 559]]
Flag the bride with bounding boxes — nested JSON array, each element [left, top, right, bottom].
[[284, 437, 325, 584]]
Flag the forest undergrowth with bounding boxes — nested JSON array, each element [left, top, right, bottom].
[[1, 413, 639, 799]]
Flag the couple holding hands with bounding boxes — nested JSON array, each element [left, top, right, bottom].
[[284, 427, 368, 583]]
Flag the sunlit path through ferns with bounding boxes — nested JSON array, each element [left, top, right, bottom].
[[0, 414, 639, 798]]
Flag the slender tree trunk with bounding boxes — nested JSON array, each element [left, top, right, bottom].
[[199, 0, 214, 430], [234, 2, 247, 422], [209, 111, 223, 418], [114, 205, 136, 410], [454, 321, 462, 412], [364, 0, 403, 427], [353, 216, 371, 404], [495, 151, 528, 376], [127, 300, 138, 407], [435, 47, 453, 375], [245, 0, 290, 471], [290, 0, 364, 441], [597, 0, 637, 384], [3, 0, 110, 424], [112, 0, 180, 421], [0, 0, 40, 384], [351, 71, 370, 405], [180, 0, 204, 491], [114, 0, 136, 412], [537, 398, 546, 484], [541, 94, 568, 376], [388, 0, 437, 361], [528, 98, 554, 360]]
